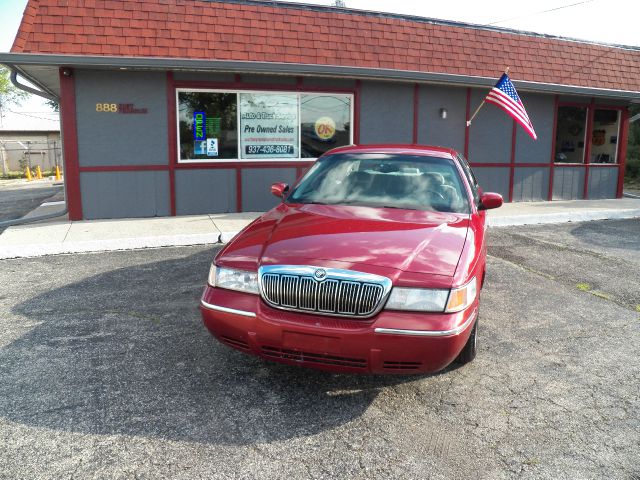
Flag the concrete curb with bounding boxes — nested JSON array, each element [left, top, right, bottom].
[[0, 233, 221, 260], [488, 208, 640, 227], [219, 231, 240, 244], [1, 204, 639, 259]]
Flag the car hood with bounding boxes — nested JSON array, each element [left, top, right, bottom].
[[218, 203, 470, 278]]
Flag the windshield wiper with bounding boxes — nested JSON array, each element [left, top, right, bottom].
[[381, 205, 419, 211]]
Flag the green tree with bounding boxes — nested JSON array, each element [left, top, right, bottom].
[[626, 104, 640, 182], [0, 66, 28, 125], [46, 99, 59, 112]]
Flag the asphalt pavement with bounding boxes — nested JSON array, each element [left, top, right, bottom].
[[0, 180, 63, 233], [0, 219, 638, 479]]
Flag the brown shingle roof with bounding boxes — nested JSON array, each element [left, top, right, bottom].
[[11, 0, 640, 93]]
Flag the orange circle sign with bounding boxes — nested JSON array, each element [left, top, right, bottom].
[[314, 116, 336, 140]]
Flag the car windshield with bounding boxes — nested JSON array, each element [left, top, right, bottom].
[[287, 153, 470, 213]]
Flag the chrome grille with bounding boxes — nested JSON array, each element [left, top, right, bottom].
[[259, 266, 391, 318]]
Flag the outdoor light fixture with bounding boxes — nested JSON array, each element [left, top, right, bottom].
[[439, 108, 448, 119], [61, 68, 72, 77]]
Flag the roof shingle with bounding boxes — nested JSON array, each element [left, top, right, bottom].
[[10, 0, 640, 93]]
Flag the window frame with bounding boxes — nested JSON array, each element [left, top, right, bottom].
[[554, 104, 589, 165], [591, 108, 622, 165], [176, 88, 354, 164], [554, 102, 624, 166], [456, 154, 480, 207]]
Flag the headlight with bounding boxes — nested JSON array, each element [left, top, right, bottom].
[[207, 265, 259, 295], [384, 277, 477, 313], [445, 277, 477, 313], [385, 287, 450, 312]]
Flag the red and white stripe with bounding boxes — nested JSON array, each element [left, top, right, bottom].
[[486, 88, 537, 140]]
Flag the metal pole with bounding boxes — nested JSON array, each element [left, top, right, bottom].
[[26, 141, 31, 172], [53, 140, 58, 168], [0, 140, 7, 176]]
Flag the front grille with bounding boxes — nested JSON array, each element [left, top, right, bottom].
[[261, 346, 368, 369], [259, 266, 391, 318]]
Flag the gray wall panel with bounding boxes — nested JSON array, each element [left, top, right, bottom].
[[468, 89, 512, 164], [175, 169, 236, 215], [588, 167, 618, 199], [417, 85, 466, 153], [240, 74, 296, 85], [471, 167, 510, 200], [515, 93, 554, 164], [513, 167, 550, 201], [302, 77, 356, 89], [75, 70, 168, 167], [558, 95, 629, 107], [241, 168, 298, 212], [172, 72, 236, 82], [552, 167, 585, 200], [359, 81, 413, 144], [80, 171, 170, 219]]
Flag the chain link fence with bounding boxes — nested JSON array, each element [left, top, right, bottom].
[[0, 139, 63, 177]]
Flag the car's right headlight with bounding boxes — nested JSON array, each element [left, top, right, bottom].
[[207, 264, 259, 295]]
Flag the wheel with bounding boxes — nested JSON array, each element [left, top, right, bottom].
[[455, 316, 478, 365]]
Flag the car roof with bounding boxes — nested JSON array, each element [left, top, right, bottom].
[[324, 144, 459, 160]]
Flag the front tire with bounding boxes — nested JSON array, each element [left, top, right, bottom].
[[455, 316, 477, 365]]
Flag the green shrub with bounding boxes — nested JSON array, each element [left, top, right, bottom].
[[626, 158, 639, 177]]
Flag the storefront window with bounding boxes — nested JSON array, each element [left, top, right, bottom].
[[300, 94, 352, 158], [555, 106, 587, 163], [178, 92, 237, 161], [591, 109, 620, 164], [177, 89, 353, 163], [239, 93, 299, 159]]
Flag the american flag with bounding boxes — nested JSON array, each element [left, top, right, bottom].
[[485, 73, 537, 140]]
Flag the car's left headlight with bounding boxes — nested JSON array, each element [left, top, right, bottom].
[[385, 287, 450, 312], [207, 264, 259, 295], [384, 277, 477, 313]]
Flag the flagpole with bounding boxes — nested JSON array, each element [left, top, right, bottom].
[[466, 100, 486, 127], [466, 67, 510, 127]]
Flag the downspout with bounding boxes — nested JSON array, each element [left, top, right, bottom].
[[10, 69, 57, 101], [0, 68, 68, 228]]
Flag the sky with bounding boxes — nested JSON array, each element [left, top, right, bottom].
[[1, 0, 638, 117]]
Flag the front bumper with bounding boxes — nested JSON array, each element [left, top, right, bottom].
[[200, 286, 478, 374]]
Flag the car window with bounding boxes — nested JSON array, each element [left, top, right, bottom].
[[287, 153, 471, 213], [457, 155, 480, 206]]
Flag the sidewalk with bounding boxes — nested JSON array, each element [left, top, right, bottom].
[[1, 197, 639, 259]]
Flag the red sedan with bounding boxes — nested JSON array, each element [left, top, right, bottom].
[[200, 145, 502, 374]]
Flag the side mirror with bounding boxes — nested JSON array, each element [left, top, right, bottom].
[[270, 182, 289, 199], [478, 192, 503, 211]]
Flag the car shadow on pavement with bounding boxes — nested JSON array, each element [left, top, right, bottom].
[[569, 218, 640, 252], [3, 249, 428, 446]]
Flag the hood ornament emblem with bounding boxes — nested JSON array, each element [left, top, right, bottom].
[[314, 268, 327, 280]]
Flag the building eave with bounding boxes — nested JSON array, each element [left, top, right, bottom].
[[1, 53, 639, 101]]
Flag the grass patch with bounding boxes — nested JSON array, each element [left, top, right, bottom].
[[590, 291, 612, 301], [576, 283, 591, 292], [636, 305, 640, 313], [1, 170, 57, 180]]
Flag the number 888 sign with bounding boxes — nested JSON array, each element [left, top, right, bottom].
[[96, 103, 119, 113]]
